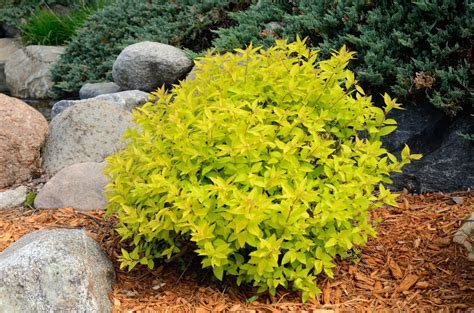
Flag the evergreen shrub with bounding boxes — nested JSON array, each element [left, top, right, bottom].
[[0, 0, 38, 28], [105, 38, 421, 301], [213, 0, 473, 114], [49, 0, 251, 99]]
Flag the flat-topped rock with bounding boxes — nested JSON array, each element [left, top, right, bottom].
[[35, 162, 108, 210], [51, 89, 148, 119], [79, 81, 121, 99], [0, 186, 27, 209]]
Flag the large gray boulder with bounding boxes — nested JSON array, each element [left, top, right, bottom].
[[79, 82, 121, 99], [0, 94, 48, 189], [112, 41, 193, 91], [51, 89, 148, 119], [0, 186, 27, 209], [0, 229, 115, 313], [0, 38, 20, 92], [42, 100, 133, 176], [384, 103, 474, 192], [35, 162, 108, 210], [5, 45, 64, 99]]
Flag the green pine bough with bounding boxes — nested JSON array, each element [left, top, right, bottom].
[[104, 38, 421, 302], [213, 0, 473, 114]]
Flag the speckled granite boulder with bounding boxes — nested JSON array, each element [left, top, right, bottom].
[[0, 229, 115, 312], [42, 100, 132, 176], [112, 41, 193, 91]]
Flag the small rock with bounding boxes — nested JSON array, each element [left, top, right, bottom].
[[51, 90, 148, 119], [453, 213, 474, 261], [0, 23, 20, 38], [50, 99, 73, 118], [35, 162, 108, 210], [0, 229, 115, 312], [42, 100, 133, 176], [0, 94, 48, 188], [95, 90, 149, 111], [79, 82, 121, 99], [0, 186, 27, 209], [112, 41, 193, 91], [5, 45, 65, 99], [452, 196, 464, 205], [186, 66, 197, 81]]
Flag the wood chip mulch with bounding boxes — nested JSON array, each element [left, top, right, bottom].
[[0, 192, 473, 312]]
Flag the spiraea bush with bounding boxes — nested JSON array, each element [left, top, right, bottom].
[[213, 0, 473, 114], [104, 38, 421, 301], [49, 0, 251, 99]]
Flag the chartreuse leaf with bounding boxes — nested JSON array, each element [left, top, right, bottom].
[[378, 125, 397, 136], [104, 39, 419, 303], [325, 238, 338, 248], [213, 266, 224, 280]]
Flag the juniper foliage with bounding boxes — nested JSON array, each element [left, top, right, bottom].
[[50, 0, 251, 99], [214, 0, 473, 114]]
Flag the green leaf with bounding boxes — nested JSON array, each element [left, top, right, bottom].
[[325, 238, 338, 248], [401, 144, 411, 160], [246, 295, 259, 303], [378, 125, 397, 136], [213, 266, 224, 280]]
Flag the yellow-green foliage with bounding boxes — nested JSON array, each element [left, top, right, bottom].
[[105, 38, 421, 301]]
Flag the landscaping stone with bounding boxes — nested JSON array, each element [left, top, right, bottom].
[[50, 99, 73, 119], [0, 38, 20, 92], [35, 162, 108, 210], [0, 94, 48, 188], [186, 66, 197, 81], [5, 45, 65, 99], [0, 229, 115, 313], [51, 89, 149, 119], [0, 186, 27, 209], [112, 41, 193, 91], [42, 100, 133, 176], [0, 23, 20, 38], [79, 81, 121, 99], [384, 104, 474, 192]]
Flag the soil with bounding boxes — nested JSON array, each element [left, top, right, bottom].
[[0, 191, 472, 312]]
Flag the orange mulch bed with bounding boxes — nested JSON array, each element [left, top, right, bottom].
[[0, 192, 473, 312]]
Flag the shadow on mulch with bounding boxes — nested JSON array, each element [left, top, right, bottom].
[[0, 192, 473, 312]]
